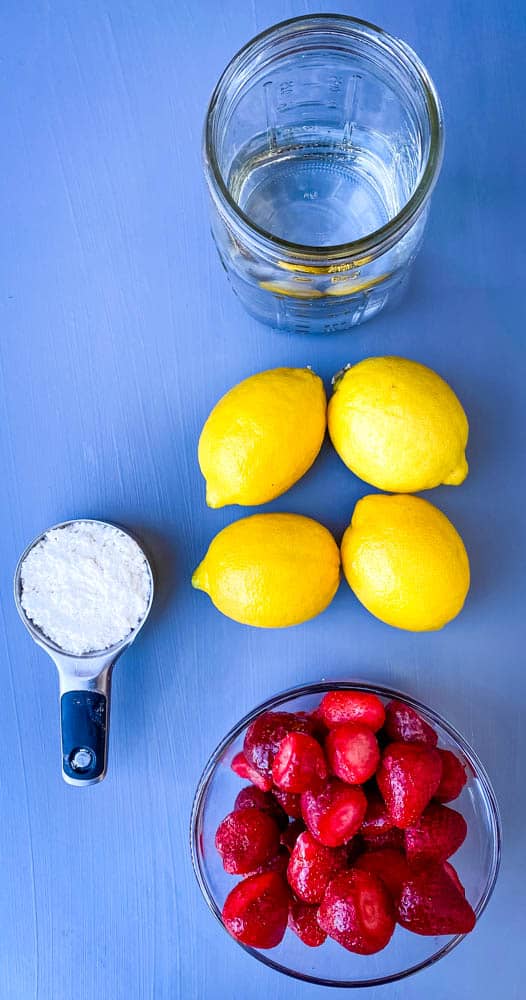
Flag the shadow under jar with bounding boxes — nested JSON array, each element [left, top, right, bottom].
[[204, 14, 444, 334]]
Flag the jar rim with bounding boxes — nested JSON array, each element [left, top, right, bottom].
[[204, 13, 444, 262]]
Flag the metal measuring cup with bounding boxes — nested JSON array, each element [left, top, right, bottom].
[[14, 519, 154, 786]]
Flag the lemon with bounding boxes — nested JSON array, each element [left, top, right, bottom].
[[198, 367, 326, 508], [328, 356, 469, 493], [192, 513, 340, 628], [341, 494, 470, 631]]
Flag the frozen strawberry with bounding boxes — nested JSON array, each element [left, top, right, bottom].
[[273, 788, 303, 819], [287, 831, 347, 904], [318, 869, 395, 954], [362, 827, 404, 851], [354, 848, 412, 904], [308, 707, 329, 742], [404, 803, 467, 864], [248, 846, 290, 877], [234, 786, 289, 831], [346, 835, 365, 865], [325, 723, 380, 785], [222, 872, 290, 949], [442, 861, 466, 896], [360, 788, 394, 840], [215, 808, 280, 874], [435, 749, 468, 803], [288, 901, 327, 947], [280, 818, 306, 853], [377, 742, 442, 829], [397, 862, 476, 936], [384, 700, 438, 747], [244, 712, 315, 782], [301, 779, 367, 847], [320, 690, 385, 732], [272, 732, 328, 793], [231, 752, 272, 792]]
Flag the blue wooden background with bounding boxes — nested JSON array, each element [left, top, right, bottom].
[[1, 1, 525, 997]]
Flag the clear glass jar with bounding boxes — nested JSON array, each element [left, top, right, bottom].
[[204, 14, 444, 334]]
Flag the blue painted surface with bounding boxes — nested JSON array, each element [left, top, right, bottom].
[[1, 1, 525, 997]]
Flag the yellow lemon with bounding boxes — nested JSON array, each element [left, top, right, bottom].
[[341, 494, 470, 631], [198, 367, 326, 508], [328, 356, 469, 493], [192, 513, 340, 628]]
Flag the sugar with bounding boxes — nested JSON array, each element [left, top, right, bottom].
[[20, 521, 151, 655]]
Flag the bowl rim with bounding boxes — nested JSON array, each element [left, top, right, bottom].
[[190, 680, 502, 988]]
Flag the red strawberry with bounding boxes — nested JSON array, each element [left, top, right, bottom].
[[353, 848, 412, 904], [222, 872, 290, 949], [248, 846, 290, 878], [397, 862, 476, 936], [231, 752, 272, 792], [272, 732, 328, 793], [244, 712, 315, 782], [442, 861, 466, 896], [319, 690, 385, 732], [363, 827, 404, 851], [308, 707, 330, 742], [325, 723, 380, 785], [360, 788, 394, 840], [301, 779, 367, 847], [286, 830, 347, 904], [234, 786, 289, 831], [346, 835, 365, 865], [215, 808, 280, 874], [280, 818, 306, 853], [377, 742, 442, 829], [288, 901, 327, 947], [272, 788, 303, 819], [435, 749, 468, 803], [384, 700, 438, 747], [318, 869, 395, 954], [404, 803, 467, 864]]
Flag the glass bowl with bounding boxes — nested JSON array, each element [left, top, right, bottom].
[[190, 681, 501, 988]]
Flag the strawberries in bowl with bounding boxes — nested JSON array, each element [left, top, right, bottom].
[[191, 684, 501, 987]]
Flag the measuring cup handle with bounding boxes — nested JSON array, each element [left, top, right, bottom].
[[60, 680, 110, 784]]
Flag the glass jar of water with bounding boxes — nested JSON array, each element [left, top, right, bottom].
[[204, 14, 444, 334]]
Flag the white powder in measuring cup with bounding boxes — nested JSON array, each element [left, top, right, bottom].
[[20, 521, 152, 655]]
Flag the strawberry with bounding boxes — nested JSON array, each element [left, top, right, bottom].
[[230, 752, 272, 792], [384, 700, 438, 747], [272, 788, 303, 819], [354, 848, 412, 904], [234, 786, 289, 830], [442, 861, 466, 896], [376, 742, 442, 829], [286, 831, 347, 904], [248, 846, 290, 878], [435, 749, 468, 803], [319, 690, 385, 732], [360, 788, 394, 840], [404, 803, 467, 864], [288, 901, 327, 947], [280, 818, 306, 853], [272, 732, 328, 793], [244, 712, 315, 783], [308, 707, 330, 742], [222, 872, 290, 949], [325, 723, 380, 785], [215, 808, 280, 874], [318, 869, 396, 954], [346, 835, 365, 865], [301, 779, 367, 847], [362, 827, 404, 851], [397, 862, 476, 936]]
